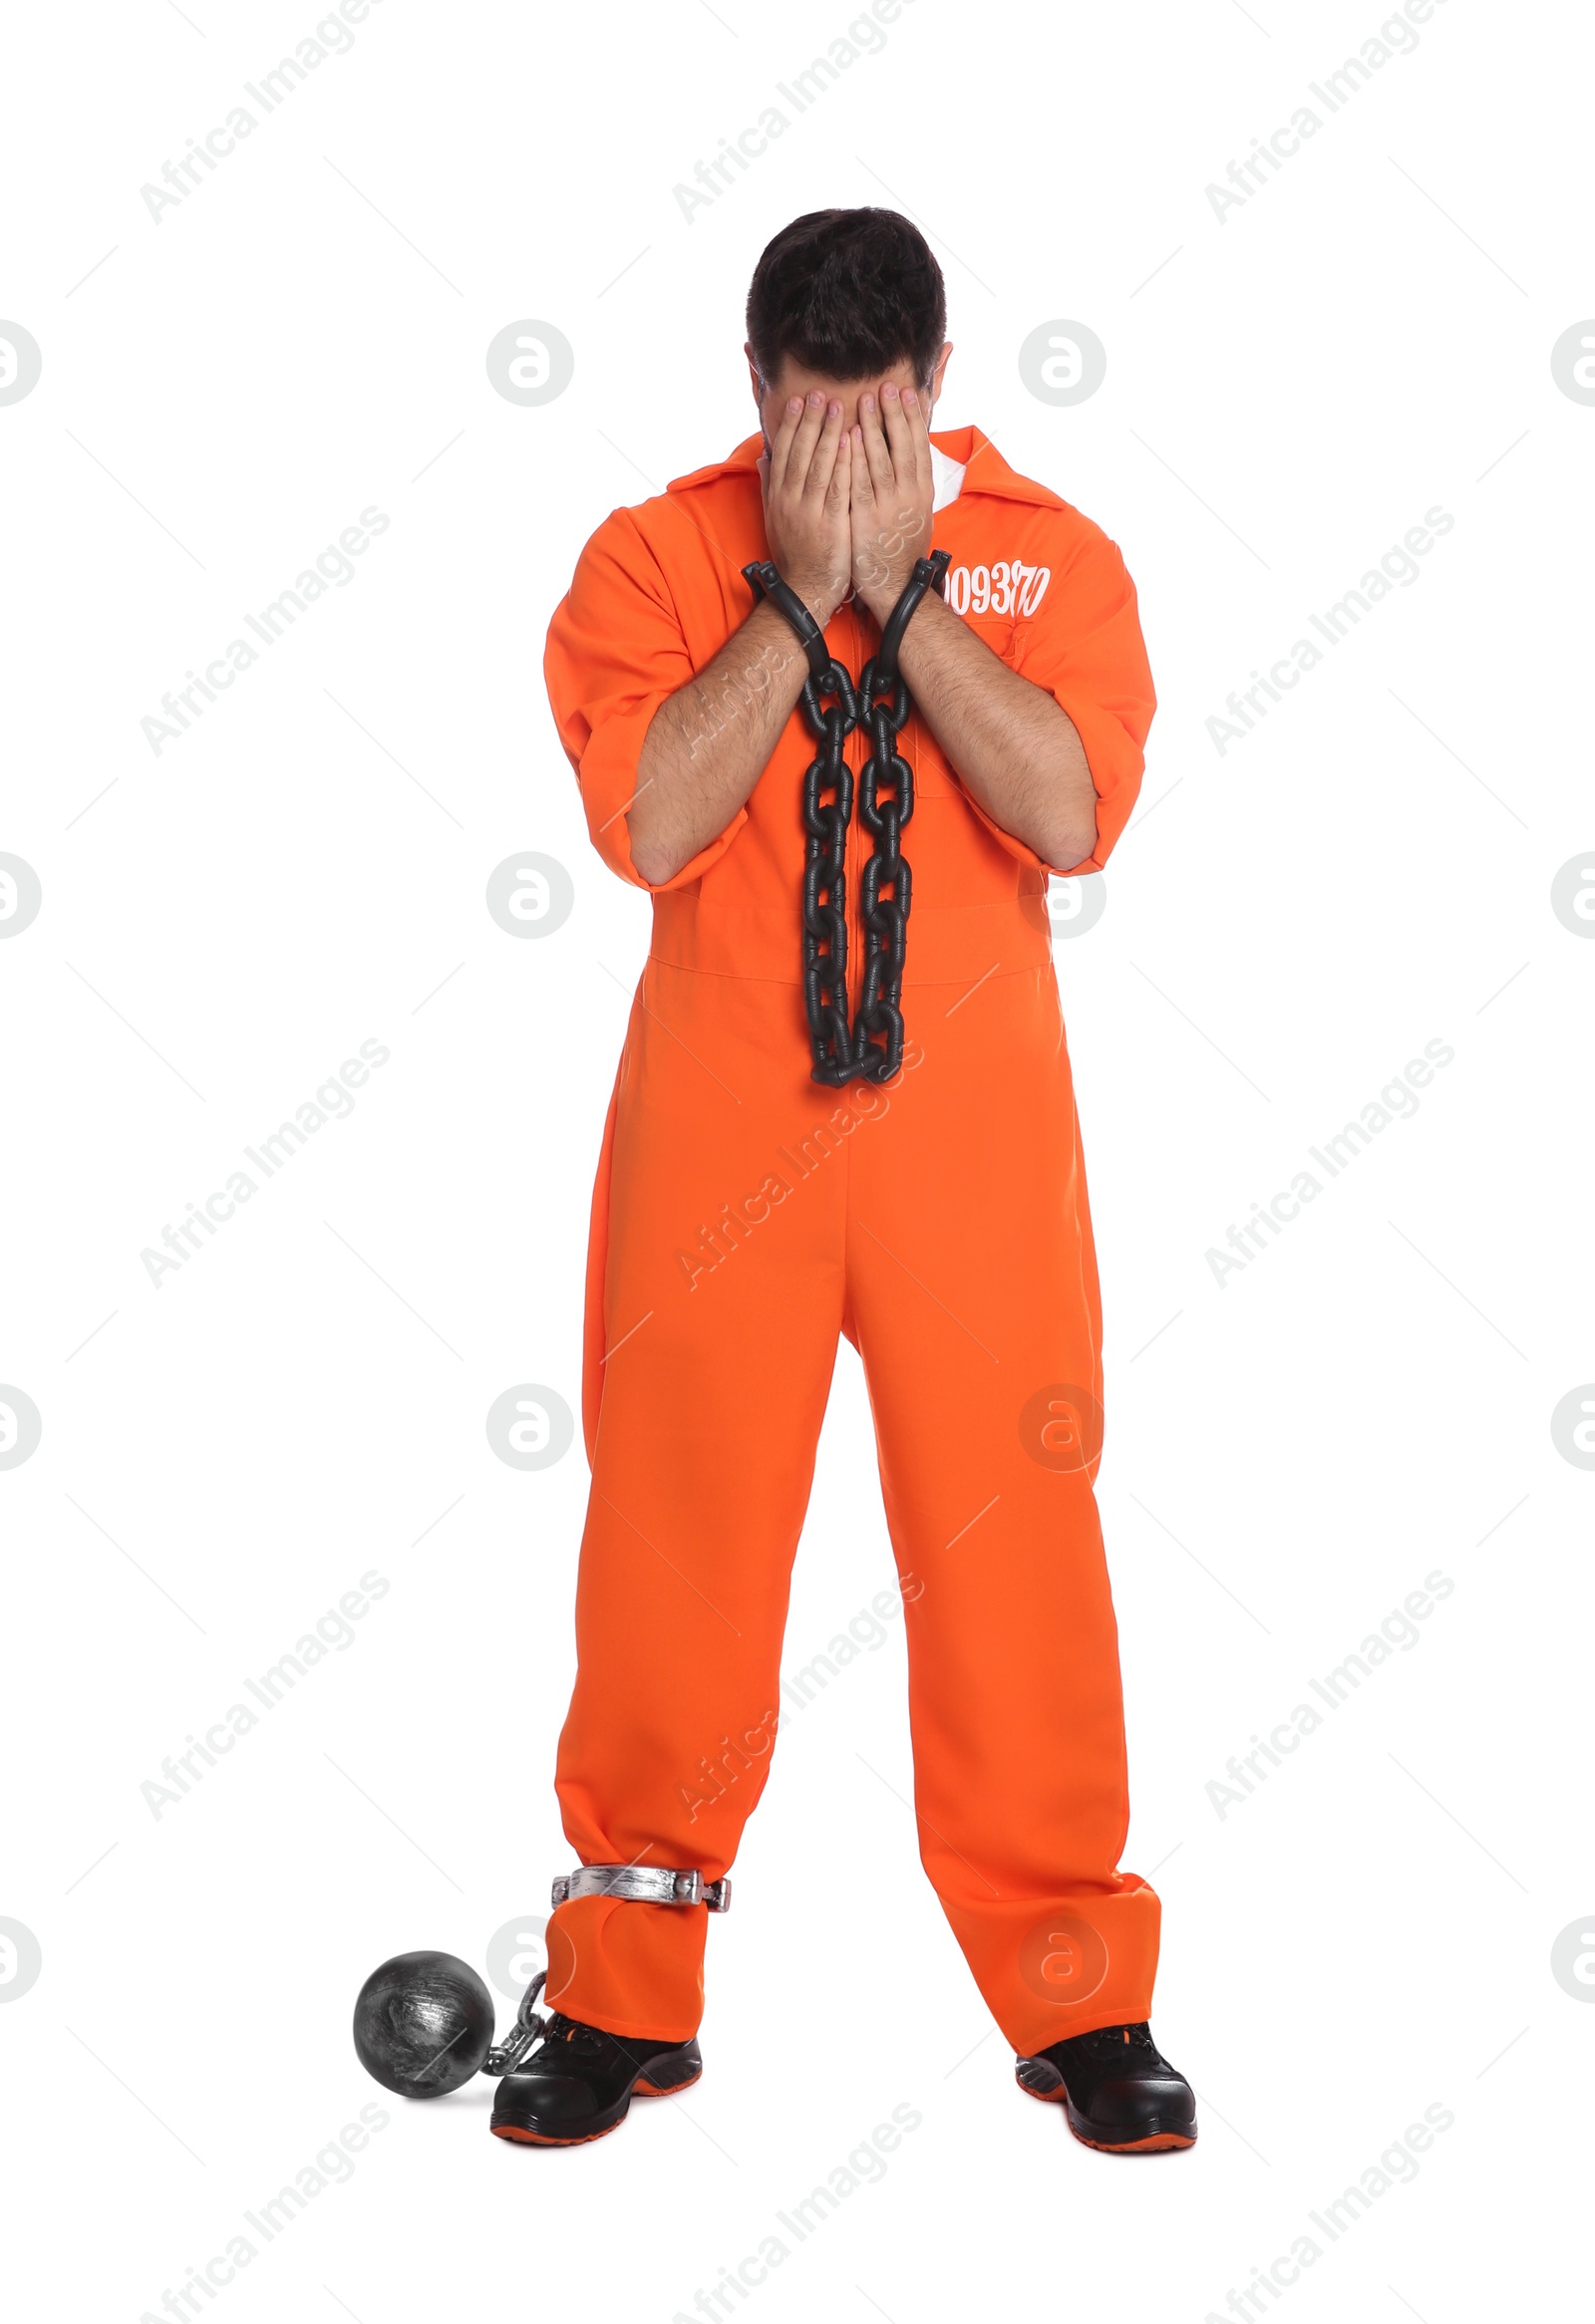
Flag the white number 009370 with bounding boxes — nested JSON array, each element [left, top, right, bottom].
[[945, 562, 1051, 618]]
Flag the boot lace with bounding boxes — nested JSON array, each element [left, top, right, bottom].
[[538, 2012, 607, 2055], [1075, 2021, 1159, 2062]]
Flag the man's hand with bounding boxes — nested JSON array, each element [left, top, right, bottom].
[[849, 382, 935, 623], [757, 391, 852, 626]]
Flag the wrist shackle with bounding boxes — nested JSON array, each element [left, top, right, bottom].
[[741, 560, 834, 682]]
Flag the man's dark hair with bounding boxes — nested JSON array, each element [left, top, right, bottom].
[[746, 208, 946, 389]]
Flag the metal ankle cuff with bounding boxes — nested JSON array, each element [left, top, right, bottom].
[[550, 1865, 731, 1912]]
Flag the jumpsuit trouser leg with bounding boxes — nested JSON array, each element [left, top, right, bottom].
[[545, 952, 1159, 2055]]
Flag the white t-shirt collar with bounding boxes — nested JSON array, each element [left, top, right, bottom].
[[929, 439, 967, 512]]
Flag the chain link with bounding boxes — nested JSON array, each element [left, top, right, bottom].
[[797, 654, 860, 1082], [481, 1969, 547, 2078], [849, 645, 916, 1083]]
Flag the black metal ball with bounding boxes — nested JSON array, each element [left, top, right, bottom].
[[352, 1950, 495, 2098]]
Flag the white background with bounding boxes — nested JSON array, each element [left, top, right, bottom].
[[1, 1, 1590, 2318]]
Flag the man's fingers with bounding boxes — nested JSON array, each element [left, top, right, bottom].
[[803, 398, 845, 498], [849, 419, 893, 597], [878, 382, 917, 481], [857, 391, 896, 499], [780, 393, 823, 491], [768, 396, 803, 490], [900, 383, 934, 487], [824, 425, 852, 516], [781, 390, 827, 492]]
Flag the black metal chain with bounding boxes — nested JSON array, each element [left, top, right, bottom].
[[796, 651, 859, 1081], [744, 551, 950, 1086], [482, 1970, 547, 2077]]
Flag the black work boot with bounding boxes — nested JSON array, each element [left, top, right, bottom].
[[1016, 2021, 1196, 2152], [489, 2010, 702, 2147]]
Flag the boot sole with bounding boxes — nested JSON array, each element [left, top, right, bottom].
[[1019, 2073, 1196, 2153], [489, 2055, 702, 2147]]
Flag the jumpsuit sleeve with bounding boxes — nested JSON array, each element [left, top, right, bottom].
[[543, 506, 749, 891], [960, 517, 1156, 878]]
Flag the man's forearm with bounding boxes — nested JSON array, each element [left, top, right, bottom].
[[892, 590, 1099, 871], [627, 602, 814, 886]]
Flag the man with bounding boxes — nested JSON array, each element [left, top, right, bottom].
[[491, 209, 1195, 2155]]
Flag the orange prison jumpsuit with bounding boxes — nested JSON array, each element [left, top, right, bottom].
[[541, 427, 1158, 2057]]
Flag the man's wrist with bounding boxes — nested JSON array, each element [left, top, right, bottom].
[[859, 558, 950, 643], [787, 575, 845, 629], [857, 572, 915, 625]]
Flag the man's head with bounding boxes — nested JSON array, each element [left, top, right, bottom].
[[745, 207, 952, 443]]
